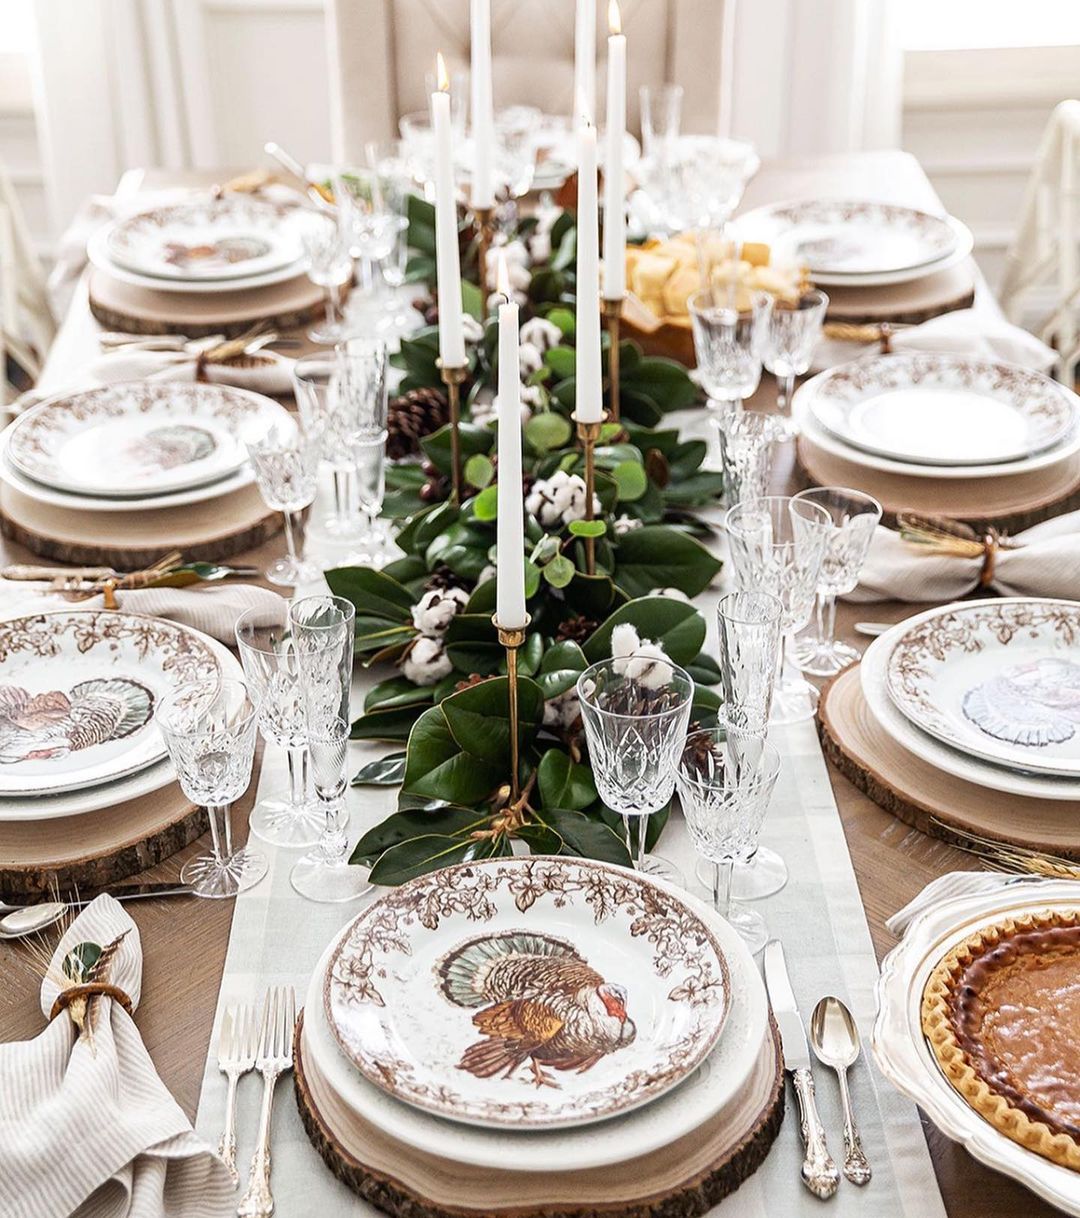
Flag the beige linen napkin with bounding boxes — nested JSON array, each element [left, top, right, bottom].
[[847, 510, 1080, 603], [87, 341, 296, 397], [0, 895, 234, 1218], [0, 583, 285, 645]]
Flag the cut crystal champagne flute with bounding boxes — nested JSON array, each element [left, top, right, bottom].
[[299, 209, 353, 345], [337, 337, 390, 567], [334, 167, 400, 331], [155, 678, 266, 899], [289, 594, 370, 903], [791, 487, 883, 676], [716, 406, 776, 505], [689, 289, 773, 415], [235, 605, 323, 848], [577, 657, 694, 884], [291, 352, 362, 541], [762, 288, 829, 434], [676, 733, 781, 953], [724, 495, 831, 723], [248, 423, 322, 587]]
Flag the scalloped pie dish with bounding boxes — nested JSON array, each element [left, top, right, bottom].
[[921, 910, 1080, 1171]]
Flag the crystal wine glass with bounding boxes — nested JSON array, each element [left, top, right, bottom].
[[248, 423, 322, 587], [155, 678, 266, 899], [337, 337, 390, 567], [676, 732, 781, 953], [291, 353, 362, 541], [577, 657, 694, 884], [724, 495, 831, 723], [762, 288, 829, 434], [335, 166, 402, 332], [689, 289, 773, 414], [791, 487, 883, 676], [299, 209, 353, 345], [289, 594, 370, 903], [235, 605, 323, 848]]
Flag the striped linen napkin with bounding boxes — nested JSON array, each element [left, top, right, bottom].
[[885, 871, 1035, 938], [0, 895, 233, 1218]]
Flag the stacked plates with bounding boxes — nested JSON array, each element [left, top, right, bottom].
[[738, 198, 973, 287], [300, 857, 773, 1197], [794, 352, 1080, 481], [88, 196, 309, 294], [860, 598, 1080, 802], [0, 609, 243, 823], [0, 381, 291, 514]]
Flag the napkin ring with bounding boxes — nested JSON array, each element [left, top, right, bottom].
[[50, 982, 134, 1022], [979, 532, 999, 587]]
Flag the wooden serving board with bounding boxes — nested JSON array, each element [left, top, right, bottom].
[[88, 268, 326, 338], [796, 437, 1080, 533], [0, 481, 281, 570], [0, 783, 204, 897], [293, 1012, 785, 1218], [817, 666, 1080, 859]]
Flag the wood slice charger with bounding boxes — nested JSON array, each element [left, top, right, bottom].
[[817, 665, 1080, 860], [292, 1012, 785, 1218]]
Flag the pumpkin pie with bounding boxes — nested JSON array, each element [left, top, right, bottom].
[[921, 910, 1080, 1170]]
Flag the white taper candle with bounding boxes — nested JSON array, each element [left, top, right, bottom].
[[432, 54, 466, 367], [602, 0, 625, 301], [469, 0, 495, 209], [495, 254, 527, 628], [575, 123, 603, 423], [573, 0, 596, 123]]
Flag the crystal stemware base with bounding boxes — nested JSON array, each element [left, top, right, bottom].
[[249, 797, 324, 848], [266, 554, 323, 587], [791, 635, 861, 677], [695, 846, 788, 900], [181, 846, 267, 899], [637, 854, 685, 886], [723, 901, 768, 954], [770, 674, 819, 724], [290, 854, 372, 903], [308, 318, 348, 345]]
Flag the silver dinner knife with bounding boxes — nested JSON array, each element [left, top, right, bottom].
[[763, 940, 840, 1200]]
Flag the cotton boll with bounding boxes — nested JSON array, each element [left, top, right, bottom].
[[649, 587, 691, 603], [520, 316, 562, 354], [623, 641, 673, 689], [410, 587, 469, 637], [402, 636, 453, 685]]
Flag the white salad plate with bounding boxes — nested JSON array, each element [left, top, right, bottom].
[[860, 615, 1080, 801], [324, 857, 732, 1131], [306, 866, 767, 1169], [792, 372, 1080, 480], [873, 877, 1080, 1215], [886, 598, 1080, 779], [805, 353, 1077, 467], [104, 197, 305, 281], [7, 382, 288, 499], [0, 610, 221, 797]]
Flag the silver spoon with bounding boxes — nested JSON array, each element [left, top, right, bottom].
[[0, 903, 67, 939], [810, 996, 872, 1186]]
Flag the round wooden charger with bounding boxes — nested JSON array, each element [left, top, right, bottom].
[[87, 268, 326, 338], [818, 665, 1080, 859], [293, 1012, 785, 1218], [0, 481, 280, 570], [0, 783, 203, 897], [796, 436, 1080, 533], [823, 260, 976, 325]]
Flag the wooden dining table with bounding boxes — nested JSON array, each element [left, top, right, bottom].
[[0, 150, 1062, 1218]]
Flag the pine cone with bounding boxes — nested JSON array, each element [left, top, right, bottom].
[[427, 565, 470, 593], [556, 615, 597, 644], [387, 387, 451, 460]]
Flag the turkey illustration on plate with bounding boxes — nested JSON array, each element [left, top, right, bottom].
[[0, 678, 154, 765], [437, 931, 636, 1089]]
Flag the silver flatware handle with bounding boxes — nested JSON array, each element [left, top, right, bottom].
[[217, 1069, 241, 1186], [837, 1065, 871, 1185], [792, 1066, 840, 1199], [237, 1065, 282, 1217]]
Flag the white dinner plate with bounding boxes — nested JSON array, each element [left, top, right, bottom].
[[104, 197, 305, 282], [305, 869, 767, 1170], [806, 353, 1077, 467], [860, 617, 1080, 801], [792, 373, 1080, 480], [324, 857, 732, 1131], [873, 878, 1080, 1215], [7, 382, 288, 499], [886, 598, 1080, 779]]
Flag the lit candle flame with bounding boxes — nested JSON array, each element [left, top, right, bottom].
[[608, 0, 621, 36], [496, 250, 511, 300], [436, 52, 450, 92]]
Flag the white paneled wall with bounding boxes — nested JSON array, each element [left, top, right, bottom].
[[0, 51, 48, 260]]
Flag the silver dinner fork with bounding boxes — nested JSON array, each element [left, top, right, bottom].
[[216, 1003, 257, 1184], [237, 986, 297, 1218]]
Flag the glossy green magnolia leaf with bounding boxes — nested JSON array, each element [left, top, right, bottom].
[[401, 706, 502, 803], [351, 751, 407, 786], [349, 805, 489, 865], [516, 822, 564, 856], [353, 621, 417, 658], [349, 703, 426, 743], [367, 832, 509, 885], [584, 596, 706, 666], [420, 422, 493, 477], [537, 749, 597, 811], [562, 571, 618, 618], [625, 356, 697, 411], [611, 460, 648, 502], [525, 411, 573, 452], [326, 566, 414, 622], [395, 501, 459, 556], [445, 612, 501, 675], [535, 808, 631, 867], [461, 279, 484, 321], [615, 526, 722, 598], [685, 651, 723, 685], [536, 639, 588, 699], [518, 630, 545, 676], [441, 675, 543, 764], [364, 677, 434, 713], [465, 578, 496, 614]]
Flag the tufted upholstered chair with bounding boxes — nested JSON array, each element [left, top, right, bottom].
[[326, 0, 733, 162]]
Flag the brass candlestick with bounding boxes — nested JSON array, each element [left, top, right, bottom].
[[437, 360, 468, 504], [572, 411, 607, 576], [602, 296, 625, 423], [472, 205, 496, 303], [493, 613, 531, 801]]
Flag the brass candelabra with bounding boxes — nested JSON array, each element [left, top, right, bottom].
[[572, 411, 608, 576], [602, 296, 625, 423], [493, 613, 531, 801], [437, 361, 468, 504], [472, 205, 496, 303]]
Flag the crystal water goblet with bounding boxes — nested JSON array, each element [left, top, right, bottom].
[[335, 166, 401, 330], [291, 352, 362, 541], [299, 209, 353, 345], [155, 678, 266, 899], [762, 288, 829, 434], [248, 423, 322, 587], [791, 487, 883, 676], [676, 733, 781, 953], [689, 289, 773, 412], [577, 657, 694, 884], [338, 337, 390, 567], [716, 407, 776, 506], [724, 495, 831, 723], [235, 606, 323, 848], [289, 594, 370, 903]]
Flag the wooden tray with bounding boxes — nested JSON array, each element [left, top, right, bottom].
[[796, 436, 1080, 533], [0, 481, 281, 570], [293, 1012, 785, 1218], [0, 782, 204, 897], [88, 268, 326, 338], [818, 665, 1080, 859]]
